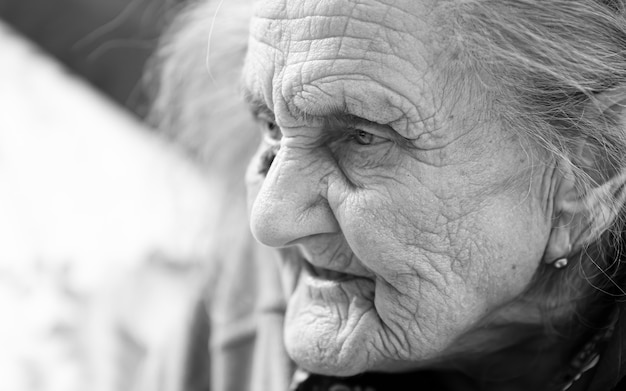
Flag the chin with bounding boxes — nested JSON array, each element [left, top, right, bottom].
[[285, 335, 370, 377], [282, 304, 372, 376], [285, 329, 426, 377], [282, 308, 394, 377]]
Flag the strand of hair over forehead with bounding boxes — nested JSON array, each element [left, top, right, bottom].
[[446, 0, 626, 229]]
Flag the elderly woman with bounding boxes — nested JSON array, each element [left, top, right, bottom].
[[146, 0, 626, 390]]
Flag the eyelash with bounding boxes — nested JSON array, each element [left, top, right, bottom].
[[263, 121, 282, 141], [258, 144, 279, 176], [256, 121, 387, 175], [261, 119, 281, 143], [257, 118, 281, 175], [347, 129, 375, 145]]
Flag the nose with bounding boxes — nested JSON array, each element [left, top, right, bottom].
[[249, 146, 339, 247]]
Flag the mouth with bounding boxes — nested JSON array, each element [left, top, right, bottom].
[[302, 259, 354, 282], [298, 256, 377, 301]]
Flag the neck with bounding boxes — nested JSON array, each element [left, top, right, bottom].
[[432, 302, 616, 391], [441, 245, 620, 391], [442, 326, 574, 391]]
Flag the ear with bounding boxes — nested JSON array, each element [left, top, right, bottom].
[[543, 88, 626, 265]]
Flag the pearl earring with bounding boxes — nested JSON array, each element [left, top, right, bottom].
[[554, 258, 569, 269]]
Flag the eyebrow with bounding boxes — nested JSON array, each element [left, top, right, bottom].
[[242, 85, 412, 146], [244, 88, 372, 128], [243, 89, 274, 119]]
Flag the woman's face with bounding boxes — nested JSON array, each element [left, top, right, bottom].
[[244, 0, 552, 376]]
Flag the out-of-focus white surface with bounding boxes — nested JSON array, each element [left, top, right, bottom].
[[0, 22, 217, 391]]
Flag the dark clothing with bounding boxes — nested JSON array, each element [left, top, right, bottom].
[[576, 302, 626, 391]]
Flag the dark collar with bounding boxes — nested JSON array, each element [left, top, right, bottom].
[[290, 369, 470, 391], [572, 302, 626, 391]]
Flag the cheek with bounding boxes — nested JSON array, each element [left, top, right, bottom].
[[332, 181, 447, 279], [332, 169, 547, 304], [472, 194, 550, 289]]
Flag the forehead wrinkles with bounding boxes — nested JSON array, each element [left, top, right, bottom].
[[248, 0, 452, 138], [252, 0, 425, 25]]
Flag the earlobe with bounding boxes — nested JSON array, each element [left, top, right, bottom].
[[541, 162, 619, 266], [543, 166, 578, 265], [543, 222, 572, 266]]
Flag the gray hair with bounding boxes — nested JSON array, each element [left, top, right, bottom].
[[142, 1, 261, 389], [439, 0, 626, 329], [444, 0, 626, 222], [145, 0, 256, 174]]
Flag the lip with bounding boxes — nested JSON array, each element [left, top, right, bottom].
[[302, 257, 354, 281], [299, 258, 376, 302]]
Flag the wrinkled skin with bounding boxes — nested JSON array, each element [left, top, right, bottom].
[[244, 0, 552, 377]]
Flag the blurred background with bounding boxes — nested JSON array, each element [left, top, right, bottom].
[[0, 1, 219, 390], [0, 0, 180, 118]]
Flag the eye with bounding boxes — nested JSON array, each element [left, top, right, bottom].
[[259, 118, 281, 144], [348, 128, 387, 146], [258, 144, 279, 176], [353, 129, 374, 145], [255, 116, 281, 175]]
